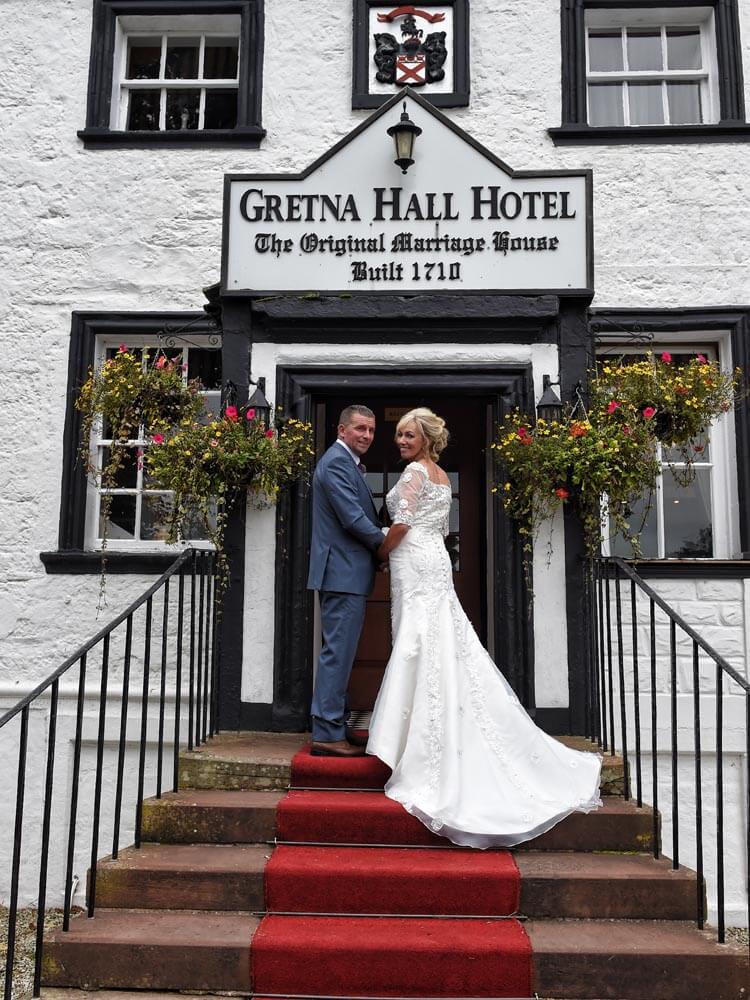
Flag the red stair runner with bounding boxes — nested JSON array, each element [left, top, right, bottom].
[[252, 914, 532, 998], [277, 789, 447, 845], [291, 744, 391, 789], [266, 844, 521, 915], [251, 746, 533, 998]]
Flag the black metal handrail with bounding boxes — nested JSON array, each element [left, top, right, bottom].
[[0, 548, 219, 1000], [585, 556, 749, 953]]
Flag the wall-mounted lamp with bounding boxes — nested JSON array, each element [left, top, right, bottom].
[[536, 374, 563, 423], [221, 377, 272, 427], [386, 101, 422, 174], [244, 376, 271, 426]]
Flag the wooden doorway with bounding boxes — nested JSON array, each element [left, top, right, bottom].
[[318, 396, 488, 711]]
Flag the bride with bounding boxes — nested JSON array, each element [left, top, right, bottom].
[[368, 407, 602, 848]]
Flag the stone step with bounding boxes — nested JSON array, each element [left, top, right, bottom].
[[42, 909, 258, 992], [527, 918, 749, 1000], [41, 913, 748, 999], [517, 852, 700, 920], [91, 843, 269, 910], [277, 791, 658, 853], [177, 732, 626, 796], [141, 789, 655, 853], [140, 789, 283, 843]]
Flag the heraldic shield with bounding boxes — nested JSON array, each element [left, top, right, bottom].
[[373, 7, 448, 87]]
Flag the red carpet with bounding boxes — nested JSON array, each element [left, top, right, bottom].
[[291, 744, 391, 789], [251, 914, 532, 998], [277, 789, 447, 845], [251, 742, 533, 998], [266, 844, 521, 915]]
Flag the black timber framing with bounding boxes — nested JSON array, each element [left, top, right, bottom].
[[590, 306, 750, 557], [221, 290, 595, 736], [551, 0, 749, 145], [78, 0, 265, 149], [270, 364, 535, 733], [45, 310, 218, 575]]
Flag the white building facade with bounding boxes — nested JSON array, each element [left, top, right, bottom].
[[1, 0, 749, 922]]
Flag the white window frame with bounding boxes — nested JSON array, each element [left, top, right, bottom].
[[84, 335, 222, 551], [598, 330, 739, 559], [110, 14, 241, 132], [585, 6, 720, 126]]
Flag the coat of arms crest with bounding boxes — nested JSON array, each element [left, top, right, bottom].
[[373, 5, 448, 87]]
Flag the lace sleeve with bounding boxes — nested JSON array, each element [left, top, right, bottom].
[[391, 464, 428, 527], [442, 506, 450, 538]]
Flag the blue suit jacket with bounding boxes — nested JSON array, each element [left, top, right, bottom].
[[307, 443, 385, 595]]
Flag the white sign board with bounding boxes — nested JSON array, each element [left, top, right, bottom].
[[222, 91, 593, 296]]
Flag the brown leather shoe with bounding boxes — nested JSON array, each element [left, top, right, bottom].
[[345, 728, 369, 747], [310, 739, 366, 757]]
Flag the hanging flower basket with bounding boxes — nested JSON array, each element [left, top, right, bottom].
[[493, 352, 741, 558]]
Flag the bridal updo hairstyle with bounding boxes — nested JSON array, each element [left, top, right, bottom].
[[396, 407, 450, 461]]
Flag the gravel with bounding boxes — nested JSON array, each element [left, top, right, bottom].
[[0, 908, 80, 1000]]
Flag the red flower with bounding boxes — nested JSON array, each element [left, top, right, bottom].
[[569, 421, 588, 438], [265, 429, 275, 438], [697, 354, 708, 364], [623, 425, 632, 435], [151, 433, 164, 444], [155, 355, 167, 369], [225, 405, 239, 421], [517, 427, 532, 445], [118, 343, 127, 353], [607, 400, 621, 414], [642, 406, 657, 420], [246, 407, 256, 420], [555, 487, 570, 499], [660, 352, 672, 363]]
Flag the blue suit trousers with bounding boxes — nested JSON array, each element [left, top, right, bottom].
[[311, 591, 368, 742]]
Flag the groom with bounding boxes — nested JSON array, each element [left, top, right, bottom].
[[307, 404, 385, 757]]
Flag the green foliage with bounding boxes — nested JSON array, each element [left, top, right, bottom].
[[493, 352, 740, 557]]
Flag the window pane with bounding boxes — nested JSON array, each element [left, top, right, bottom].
[[448, 471, 459, 492], [588, 31, 623, 71], [608, 492, 659, 558], [667, 28, 701, 70], [626, 29, 663, 71], [204, 38, 239, 79], [204, 89, 238, 129], [664, 468, 713, 557], [165, 89, 200, 130], [628, 82, 664, 125], [188, 348, 222, 390], [664, 429, 710, 463], [588, 83, 624, 126], [127, 37, 161, 79], [182, 501, 217, 540], [165, 38, 200, 79], [100, 447, 139, 489], [668, 81, 702, 124], [127, 90, 161, 131], [449, 498, 459, 534], [141, 494, 175, 541], [100, 495, 137, 540]]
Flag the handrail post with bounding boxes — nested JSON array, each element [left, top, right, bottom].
[[4, 706, 29, 1000]]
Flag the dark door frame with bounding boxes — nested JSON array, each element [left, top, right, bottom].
[[269, 364, 535, 732]]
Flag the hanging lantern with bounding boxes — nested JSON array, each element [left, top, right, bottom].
[[386, 102, 422, 174]]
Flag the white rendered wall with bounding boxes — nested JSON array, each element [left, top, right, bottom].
[[1, 0, 750, 916], [0, 0, 749, 691]]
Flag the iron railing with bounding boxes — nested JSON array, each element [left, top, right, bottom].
[[0, 548, 218, 1000], [586, 556, 749, 952]]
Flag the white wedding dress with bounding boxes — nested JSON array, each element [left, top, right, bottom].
[[367, 461, 602, 848]]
